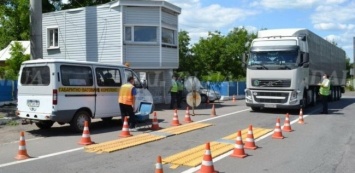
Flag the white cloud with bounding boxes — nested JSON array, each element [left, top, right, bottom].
[[250, 0, 347, 9], [167, 0, 258, 44], [310, 1, 355, 58]]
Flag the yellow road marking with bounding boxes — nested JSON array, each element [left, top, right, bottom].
[[162, 127, 272, 169], [85, 134, 164, 153], [84, 123, 212, 154], [159, 123, 212, 135], [223, 127, 272, 140]]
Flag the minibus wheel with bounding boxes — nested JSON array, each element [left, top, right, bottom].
[[35, 121, 55, 129], [70, 110, 91, 133]]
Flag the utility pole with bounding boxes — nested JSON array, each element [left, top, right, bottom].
[[353, 37, 355, 87], [30, 0, 42, 60]]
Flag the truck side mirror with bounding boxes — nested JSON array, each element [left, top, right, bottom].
[[242, 53, 248, 69]]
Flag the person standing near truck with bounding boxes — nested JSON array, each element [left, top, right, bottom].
[[319, 74, 330, 114], [119, 77, 137, 129]]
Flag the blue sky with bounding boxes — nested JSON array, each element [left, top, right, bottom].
[[167, 0, 355, 61]]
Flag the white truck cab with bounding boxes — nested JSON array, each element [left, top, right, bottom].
[[17, 59, 154, 132]]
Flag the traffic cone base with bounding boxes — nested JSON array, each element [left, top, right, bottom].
[[15, 131, 30, 160], [198, 142, 219, 173], [298, 108, 305, 124], [272, 118, 284, 139], [184, 107, 193, 123], [151, 112, 161, 130], [78, 121, 95, 145], [230, 131, 248, 158], [171, 109, 181, 126], [120, 116, 132, 137], [244, 125, 258, 150], [282, 113, 293, 132], [211, 104, 216, 117], [155, 155, 164, 173]]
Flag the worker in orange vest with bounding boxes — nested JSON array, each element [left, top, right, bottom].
[[118, 76, 137, 130]]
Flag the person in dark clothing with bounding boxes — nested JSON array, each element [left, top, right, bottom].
[[118, 77, 137, 129]]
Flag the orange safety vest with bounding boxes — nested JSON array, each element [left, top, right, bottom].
[[118, 83, 134, 105]]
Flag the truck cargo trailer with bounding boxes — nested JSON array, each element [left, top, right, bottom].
[[244, 28, 346, 111]]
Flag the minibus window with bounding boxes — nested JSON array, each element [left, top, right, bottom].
[[95, 68, 122, 87], [60, 65, 93, 86], [20, 66, 50, 85], [124, 69, 142, 88]]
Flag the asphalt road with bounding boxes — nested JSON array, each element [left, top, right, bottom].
[[0, 93, 355, 173]]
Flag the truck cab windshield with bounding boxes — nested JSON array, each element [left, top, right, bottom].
[[248, 50, 298, 69]]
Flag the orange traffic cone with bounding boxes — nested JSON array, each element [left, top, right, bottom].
[[230, 130, 248, 158], [78, 121, 95, 145], [151, 112, 161, 130], [170, 109, 181, 126], [244, 125, 258, 150], [15, 131, 30, 160], [197, 142, 218, 173], [282, 113, 293, 132], [272, 118, 284, 139], [232, 95, 236, 102], [155, 155, 164, 173], [184, 107, 193, 123], [211, 104, 216, 117], [119, 116, 132, 137], [298, 108, 305, 124]]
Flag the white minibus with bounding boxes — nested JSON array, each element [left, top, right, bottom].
[[16, 59, 153, 132]]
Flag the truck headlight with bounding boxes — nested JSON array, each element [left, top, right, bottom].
[[289, 90, 298, 104], [245, 89, 252, 102]]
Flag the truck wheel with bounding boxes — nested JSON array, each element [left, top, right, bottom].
[[336, 88, 340, 100], [70, 110, 91, 133], [251, 107, 261, 112], [331, 89, 336, 102], [310, 89, 317, 106], [35, 121, 54, 129], [301, 94, 307, 108]]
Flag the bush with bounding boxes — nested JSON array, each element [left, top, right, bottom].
[[346, 85, 354, 91]]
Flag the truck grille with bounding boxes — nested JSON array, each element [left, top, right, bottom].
[[253, 92, 289, 103], [251, 79, 291, 87]]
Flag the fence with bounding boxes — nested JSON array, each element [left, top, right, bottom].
[[201, 81, 246, 100], [0, 80, 17, 106]]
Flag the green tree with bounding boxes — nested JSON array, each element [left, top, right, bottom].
[[177, 30, 199, 77], [0, 0, 30, 49], [2, 42, 30, 80], [189, 28, 257, 81]]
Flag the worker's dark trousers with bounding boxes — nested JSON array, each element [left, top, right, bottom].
[[119, 103, 136, 128], [320, 95, 328, 114], [177, 91, 182, 108], [170, 92, 177, 109]]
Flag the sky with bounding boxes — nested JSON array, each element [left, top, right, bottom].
[[167, 0, 355, 61]]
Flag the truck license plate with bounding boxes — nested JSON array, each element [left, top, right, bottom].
[[264, 104, 276, 108]]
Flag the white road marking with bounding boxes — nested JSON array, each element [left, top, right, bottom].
[[0, 107, 315, 170], [0, 108, 250, 168], [0, 147, 83, 168], [182, 109, 317, 173]]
